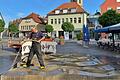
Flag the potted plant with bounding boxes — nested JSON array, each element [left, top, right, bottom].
[[59, 36, 64, 45]]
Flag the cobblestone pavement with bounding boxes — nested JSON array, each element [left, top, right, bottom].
[[1, 40, 120, 80], [57, 41, 120, 57], [57, 41, 120, 70], [0, 40, 16, 75]]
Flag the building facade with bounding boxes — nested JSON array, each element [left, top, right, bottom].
[[87, 12, 102, 39], [100, 0, 120, 39], [18, 13, 45, 37], [47, 0, 87, 39], [101, 0, 120, 14]]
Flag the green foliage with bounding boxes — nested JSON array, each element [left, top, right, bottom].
[[45, 24, 54, 33], [45, 34, 51, 38], [98, 9, 120, 27], [0, 19, 5, 32], [76, 31, 83, 40], [59, 36, 64, 42], [8, 23, 19, 33], [62, 22, 74, 32], [76, 34, 80, 40]]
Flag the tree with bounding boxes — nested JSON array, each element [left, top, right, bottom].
[[0, 19, 5, 32], [45, 24, 54, 33], [61, 22, 74, 32], [76, 31, 83, 40], [98, 9, 120, 27], [8, 23, 19, 38], [0, 19, 5, 39]]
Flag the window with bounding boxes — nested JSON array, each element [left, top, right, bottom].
[[21, 26, 23, 30], [55, 10, 60, 14], [27, 26, 28, 30], [66, 18, 68, 22], [63, 9, 68, 13], [71, 8, 76, 13], [31, 25, 34, 27], [117, 7, 120, 11], [25, 26, 27, 30], [25, 19, 31, 23], [58, 18, 61, 24], [29, 26, 31, 30], [70, 18, 73, 23], [62, 18, 64, 23], [79, 0, 81, 3], [117, 0, 120, 2], [23, 26, 24, 30], [78, 17, 81, 23], [27, 26, 29, 30], [74, 18, 77, 23], [107, 7, 112, 10], [30, 25, 32, 30], [55, 19, 57, 24], [71, 0, 77, 2], [51, 19, 53, 24]]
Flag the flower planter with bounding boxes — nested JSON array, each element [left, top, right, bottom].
[[59, 36, 64, 45], [42, 38, 53, 42]]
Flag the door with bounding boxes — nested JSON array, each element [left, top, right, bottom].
[[58, 31, 64, 37]]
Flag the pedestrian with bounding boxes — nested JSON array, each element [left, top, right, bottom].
[[23, 27, 45, 69]]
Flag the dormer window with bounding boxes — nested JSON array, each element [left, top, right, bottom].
[[107, 7, 112, 10], [117, 0, 120, 2], [71, 0, 78, 2], [25, 19, 31, 23], [55, 10, 60, 14], [63, 9, 68, 13], [71, 8, 76, 13]]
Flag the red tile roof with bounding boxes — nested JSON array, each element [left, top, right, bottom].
[[23, 13, 45, 24], [48, 2, 85, 15]]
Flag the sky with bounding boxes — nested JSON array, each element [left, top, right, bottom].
[[0, 0, 104, 27]]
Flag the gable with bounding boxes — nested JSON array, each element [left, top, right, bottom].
[[19, 18, 38, 26]]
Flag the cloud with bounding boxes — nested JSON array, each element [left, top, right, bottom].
[[17, 12, 25, 17]]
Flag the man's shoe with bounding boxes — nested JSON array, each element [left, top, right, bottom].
[[40, 66, 45, 69], [22, 64, 27, 68], [30, 64, 34, 66]]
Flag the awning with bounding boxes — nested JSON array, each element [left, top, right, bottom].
[[109, 23, 120, 31], [94, 23, 120, 33], [94, 26, 109, 33], [94, 23, 120, 51]]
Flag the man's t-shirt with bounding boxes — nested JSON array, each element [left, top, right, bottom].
[[29, 32, 44, 41]]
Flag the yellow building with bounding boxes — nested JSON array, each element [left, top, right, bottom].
[[47, 0, 87, 39], [19, 13, 45, 37]]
